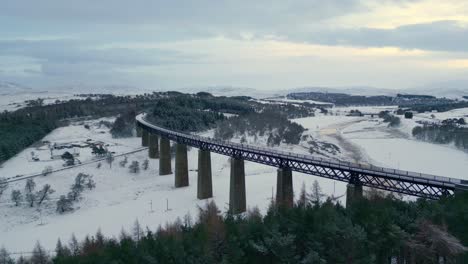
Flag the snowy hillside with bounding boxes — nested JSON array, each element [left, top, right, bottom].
[[1, 106, 468, 255], [0, 117, 347, 254]]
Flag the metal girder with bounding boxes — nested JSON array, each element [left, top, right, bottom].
[[136, 115, 459, 200]]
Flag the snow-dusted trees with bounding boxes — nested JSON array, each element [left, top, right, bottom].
[[30, 241, 50, 264], [309, 180, 325, 206], [68, 173, 95, 202], [0, 247, 14, 264], [106, 152, 114, 168], [11, 189, 22, 206], [55, 239, 71, 258], [69, 234, 80, 256], [0, 178, 7, 198], [36, 184, 55, 206], [56, 195, 73, 213], [129, 161, 140, 173], [296, 182, 308, 208], [25, 178, 36, 207], [133, 219, 144, 242], [142, 159, 149, 170], [42, 166, 53, 176], [57, 173, 96, 213], [119, 156, 128, 167]]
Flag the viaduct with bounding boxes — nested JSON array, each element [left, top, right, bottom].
[[136, 114, 468, 214]]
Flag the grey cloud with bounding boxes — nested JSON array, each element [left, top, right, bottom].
[[0, 39, 200, 66], [295, 20, 468, 52], [2, 0, 362, 31]]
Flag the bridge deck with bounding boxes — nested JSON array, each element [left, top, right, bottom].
[[136, 114, 467, 199]]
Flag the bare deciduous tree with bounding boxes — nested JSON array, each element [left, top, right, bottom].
[[11, 189, 22, 206]]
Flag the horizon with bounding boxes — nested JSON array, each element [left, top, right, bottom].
[[1, 1, 468, 91]]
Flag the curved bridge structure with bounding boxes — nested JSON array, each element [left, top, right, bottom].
[[136, 113, 467, 213]]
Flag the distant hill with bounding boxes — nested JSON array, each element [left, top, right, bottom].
[[0, 81, 32, 95]]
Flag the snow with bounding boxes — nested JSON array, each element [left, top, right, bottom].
[[1, 105, 467, 255], [0, 119, 345, 255]]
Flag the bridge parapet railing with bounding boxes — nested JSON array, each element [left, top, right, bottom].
[[137, 114, 460, 187]]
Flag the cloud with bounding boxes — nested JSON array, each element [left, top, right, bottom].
[[289, 20, 468, 52], [0, 39, 199, 66], [1, 0, 361, 25]]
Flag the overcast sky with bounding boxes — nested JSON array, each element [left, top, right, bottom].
[[1, 0, 468, 90]]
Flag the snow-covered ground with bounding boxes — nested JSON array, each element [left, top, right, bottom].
[[1, 106, 467, 255], [0, 118, 346, 254]]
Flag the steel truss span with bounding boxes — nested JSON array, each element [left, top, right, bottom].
[[136, 114, 467, 200]]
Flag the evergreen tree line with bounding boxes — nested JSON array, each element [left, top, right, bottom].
[[412, 122, 468, 151], [0, 93, 164, 163], [407, 101, 468, 113], [214, 110, 306, 146], [3, 187, 468, 263], [0, 92, 256, 163], [147, 94, 255, 132]]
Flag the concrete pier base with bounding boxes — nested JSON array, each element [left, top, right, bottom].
[[175, 143, 189, 187], [346, 183, 363, 208], [148, 134, 159, 159], [142, 130, 149, 147], [276, 168, 293, 208], [229, 157, 246, 214], [197, 149, 213, 199], [159, 137, 172, 175]]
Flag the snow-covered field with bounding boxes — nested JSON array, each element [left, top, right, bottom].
[[1, 105, 467, 255], [0, 118, 346, 254]]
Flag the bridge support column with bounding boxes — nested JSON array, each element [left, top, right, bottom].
[[136, 125, 142, 137], [159, 137, 172, 175], [346, 172, 363, 208], [148, 134, 159, 159], [276, 168, 293, 208], [142, 130, 149, 147], [175, 143, 189, 187], [197, 149, 213, 199], [229, 157, 246, 214]]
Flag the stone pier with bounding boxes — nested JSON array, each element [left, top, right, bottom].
[[142, 130, 149, 147], [197, 149, 213, 199], [276, 168, 293, 208], [229, 157, 246, 214], [175, 143, 189, 187], [346, 183, 363, 207], [159, 137, 172, 175], [148, 134, 159, 159]]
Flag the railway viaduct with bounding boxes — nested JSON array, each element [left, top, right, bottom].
[[136, 114, 468, 214]]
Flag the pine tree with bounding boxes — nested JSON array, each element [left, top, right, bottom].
[[0, 247, 14, 264], [129, 161, 140, 173], [309, 180, 324, 206], [56, 195, 73, 213], [16, 256, 28, 264], [95, 228, 105, 247], [30, 241, 50, 264], [297, 182, 308, 208], [133, 219, 144, 242], [55, 239, 71, 258], [142, 159, 149, 170], [69, 233, 80, 256]]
